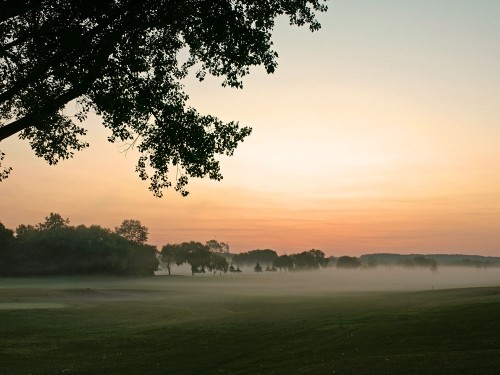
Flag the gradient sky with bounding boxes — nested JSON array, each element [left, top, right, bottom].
[[2, 1, 500, 256]]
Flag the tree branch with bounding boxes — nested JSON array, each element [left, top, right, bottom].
[[0, 8, 140, 142], [0, 86, 83, 141]]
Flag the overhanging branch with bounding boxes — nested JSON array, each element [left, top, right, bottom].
[[0, 86, 82, 141]]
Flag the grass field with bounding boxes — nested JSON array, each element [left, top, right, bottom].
[[1, 269, 500, 374]]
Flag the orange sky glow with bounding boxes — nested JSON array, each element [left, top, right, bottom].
[[1, 1, 500, 256]]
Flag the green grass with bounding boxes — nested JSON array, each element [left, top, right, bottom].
[[1, 274, 500, 374]]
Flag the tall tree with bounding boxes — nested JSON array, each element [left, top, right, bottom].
[[181, 241, 211, 276], [208, 252, 229, 275], [336, 256, 361, 269], [273, 254, 294, 272], [115, 219, 148, 244], [160, 243, 186, 275], [253, 262, 262, 273], [36, 212, 69, 231], [206, 239, 229, 253], [0, 1, 327, 195]]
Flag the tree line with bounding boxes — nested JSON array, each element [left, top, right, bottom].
[[3, 215, 495, 277], [0, 215, 335, 277], [161, 247, 332, 275], [0, 214, 158, 276], [159, 247, 441, 275]]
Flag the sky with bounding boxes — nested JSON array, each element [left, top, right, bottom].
[[1, 0, 500, 256]]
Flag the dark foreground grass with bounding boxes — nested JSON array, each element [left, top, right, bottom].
[[1, 275, 500, 374]]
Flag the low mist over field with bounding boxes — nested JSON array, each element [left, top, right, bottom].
[[153, 266, 500, 295], [3, 266, 500, 303]]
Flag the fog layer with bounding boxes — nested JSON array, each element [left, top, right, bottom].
[[154, 266, 500, 295]]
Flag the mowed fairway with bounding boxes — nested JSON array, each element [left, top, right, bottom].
[[1, 270, 500, 374]]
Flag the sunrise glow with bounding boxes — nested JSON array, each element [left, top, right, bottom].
[[2, 1, 500, 256]]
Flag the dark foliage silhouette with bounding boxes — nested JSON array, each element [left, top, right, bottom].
[[0, 1, 327, 195], [232, 249, 278, 266], [336, 256, 361, 269], [0, 215, 158, 276]]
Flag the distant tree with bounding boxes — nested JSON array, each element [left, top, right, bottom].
[[160, 243, 186, 276], [208, 253, 229, 275], [254, 262, 262, 273], [365, 256, 378, 268], [83, 224, 159, 276], [0, 1, 327, 196], [461, 258, 488, 268], [336, 256, 361, 269], [206, 239, 222, 253], [265, 264, 277, 272], [310, 249, 329, 267], [124, 243, 160, 276], [181, 241, 211, 276], [206, 240, 230, 254], [413, 256, 438, 271], [292, 249, 328, 270], [228, 263, 236, 273], [36, 213, 69, 231], [402, 258, 415, 267], [115, 219, 148, 244], [220, 242, 230, 254], [462, 258, 472, 266], [15, 224, 36, 237], [273, 254, 294, 272], [326, 256, 337, 267], [232, 249, 278, 266]]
